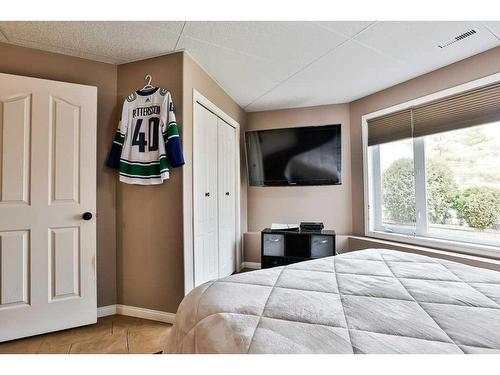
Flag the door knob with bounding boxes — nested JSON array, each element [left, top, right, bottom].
[[205, 192, 210, 197], [225, 192, 230, 196], [82, 212, 93, 221]]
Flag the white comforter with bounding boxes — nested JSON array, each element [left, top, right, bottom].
[[165, 249, 500, 353]]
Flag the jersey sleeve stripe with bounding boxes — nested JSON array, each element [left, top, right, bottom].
[[167, 125, 180, 137], [114, 132, 126, 145]]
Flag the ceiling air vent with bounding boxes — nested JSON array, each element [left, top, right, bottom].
[[438, 29, 477, 48]]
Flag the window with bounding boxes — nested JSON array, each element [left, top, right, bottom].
[[370, 138, 416, 233], [424, 123, 500, 244], [365, 79, 500, 254]]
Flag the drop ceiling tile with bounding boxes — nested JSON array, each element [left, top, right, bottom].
[[179, 36, 291, 107], [354, 21, 500, 75], [0, 21, 184, 64], [314, 21, 376, 38], [5, 37, 125, 64], [246, 41, 415, 111], [183, 21, 348, 71], [133, 21, 185, 36], [482, 22, 500, 40]]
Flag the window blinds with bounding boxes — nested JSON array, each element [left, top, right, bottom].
[[367, 109, 412, 146], [367, 81, 500, 146]]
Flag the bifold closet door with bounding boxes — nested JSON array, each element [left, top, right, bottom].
[[0, 73, 97, 342], [193, 103, 219, 286], [217, 119, 236, 278]]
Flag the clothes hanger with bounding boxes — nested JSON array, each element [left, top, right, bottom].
[[141, 74, 155, 91]]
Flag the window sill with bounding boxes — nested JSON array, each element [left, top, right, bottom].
[[365, 230, 500, 261]]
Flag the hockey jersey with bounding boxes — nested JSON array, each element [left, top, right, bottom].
[[107, 87, 185, 185]]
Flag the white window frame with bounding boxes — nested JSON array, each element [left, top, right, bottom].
[[362, 72, 500, 259]]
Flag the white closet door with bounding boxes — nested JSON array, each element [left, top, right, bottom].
[[0, 73, 97, 342], [217, 119, 236, 278], [193, 103, 219, 286]]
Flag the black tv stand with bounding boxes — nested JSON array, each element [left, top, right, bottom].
[[261, 228, 336, 269]]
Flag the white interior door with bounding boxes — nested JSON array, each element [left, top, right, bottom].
[[193, 103, 219, 286], [217, 119, 236, 278], [0, 73, 97, 342]]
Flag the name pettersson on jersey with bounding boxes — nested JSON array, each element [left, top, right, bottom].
[[132, 105, 161, 118]]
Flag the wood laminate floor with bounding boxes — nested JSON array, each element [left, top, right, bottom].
[[0, 315, 172, 354]]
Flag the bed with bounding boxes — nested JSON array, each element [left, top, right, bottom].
[[164, 248, 500, 354]]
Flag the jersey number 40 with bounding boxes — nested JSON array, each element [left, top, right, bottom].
[[132, 117, 160, 152]]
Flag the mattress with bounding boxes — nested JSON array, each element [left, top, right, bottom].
[[164, 248, 500, 354]]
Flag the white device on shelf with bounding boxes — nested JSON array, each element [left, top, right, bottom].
[[270, 223, 299, 230]]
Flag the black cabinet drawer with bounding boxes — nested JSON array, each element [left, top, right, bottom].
[[262, 233, 285, 256], [262, 256, 285, 269], [311, 235, 335, 258]]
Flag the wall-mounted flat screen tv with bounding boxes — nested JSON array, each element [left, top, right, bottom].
[[245, 124, 341, 186]]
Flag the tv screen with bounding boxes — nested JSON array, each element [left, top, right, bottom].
[[245, 124, 341, 186]]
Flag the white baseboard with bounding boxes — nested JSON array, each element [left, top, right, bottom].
[[117, 305, 176, 324], [97, 304, 117, 318], [241, 261, 261, 270], [97, 304, 176, 324]]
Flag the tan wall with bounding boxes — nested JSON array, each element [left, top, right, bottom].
[[350, 46, 500, 235], [0, 42, 118, 307], [245, 104, 352, 262], [116, 53, 184, 313]]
